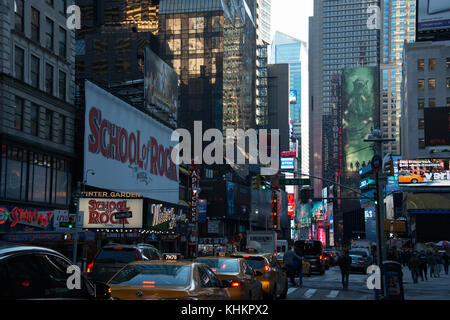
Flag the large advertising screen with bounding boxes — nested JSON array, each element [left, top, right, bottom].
[[84, 81, 179, 204], [418, 0, 450, 32], [397, 159, 450, 186], [424, 107, 450, 146], [342, 67, 378, 174], [144, 48, 178, 125], [289, 89, 297, 104]]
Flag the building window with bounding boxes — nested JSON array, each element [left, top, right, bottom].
[[30, 55, 40, 88], [59, 0, 67, 15], [14, 0, 24, 33], [45, 18, 54, 51], [447, 78, 450, 89], [58, 70, 66, 101], [14, 46, 24, 81], [418, 98, 424, 109], [45, 63, 54, 95], [418, 118, 425, 130], [447, 58, 450, 69], [429, 98, 436, 108], [30, 103, 39, 136], [59, 27, 66, 58], [429, 58, 436, 71], [428, 78, 436, 90], [31, 7, 40, 42], [1, 146, 27, 200], [44, 109, 53, 140], [417, 79, 424, 90], [417, 59, 424, 71], [14, 97, 24, 131], [419, 138, 425, 149], [447, 97, 450, 107]]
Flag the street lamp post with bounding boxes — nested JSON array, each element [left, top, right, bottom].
[[364, 128, 395, 299]]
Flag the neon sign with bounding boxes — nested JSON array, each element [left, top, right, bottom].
[[0, 207, 54, 229]]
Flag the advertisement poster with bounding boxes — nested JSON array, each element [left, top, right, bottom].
[[342, 67, 378, 173], [80, 198, 143, 229], [424, 107, 450, 146], [144, 48, 178, 125], [397, 159, 450, 186], [84, 81, 179, 204], [417, 0, 450, 32], [289, 89, 297, 104]]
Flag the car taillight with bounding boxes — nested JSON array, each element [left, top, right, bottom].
[[87, 261, 94, 273], [360, 261, 365, 265], [211, 269, 217, 273], [113, 247, 123, 250], [319, 255, 323, 260], [231, 281, 242, 287], [264, 265, 270, 272]]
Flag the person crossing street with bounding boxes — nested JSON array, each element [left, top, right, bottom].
[[407, 252, 420, 284], [337, 249, 352, 290], [283, 246, 303, 287]]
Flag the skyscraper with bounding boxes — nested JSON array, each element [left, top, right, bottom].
[[380, 0, 416, 157], [256, 0, 271, 45]]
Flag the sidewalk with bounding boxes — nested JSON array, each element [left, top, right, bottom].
[[401, 266, 450, 300]]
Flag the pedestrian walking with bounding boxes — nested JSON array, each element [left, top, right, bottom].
[[435, 252, 443, 278], [283, 246, 303, 286], [427, 251, 436, 278], [443, 252, 449, 275], [337, 249, 352, 290], [407, 253, 420, 284], [418, 252, 428, 281]]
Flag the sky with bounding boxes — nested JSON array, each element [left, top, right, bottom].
[[270, 0, 314, 43]]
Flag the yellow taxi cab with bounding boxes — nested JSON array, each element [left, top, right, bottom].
[[106, 259, 232, 300], [398, 172, 424, 184], [195, 256, 264, 300], [277, 254, 311, 277], [230, 252, 288, 300]]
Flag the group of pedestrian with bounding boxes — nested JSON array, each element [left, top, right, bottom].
[[407, 250, 449, 283]]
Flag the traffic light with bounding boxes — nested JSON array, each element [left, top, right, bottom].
[[383, 159, 394, 176], [252, 175, 261, 190], [260, 175, 267, 190], [68, 215, 75, 229]]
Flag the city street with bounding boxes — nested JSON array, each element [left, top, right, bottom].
[[286, 266, 450, 300]]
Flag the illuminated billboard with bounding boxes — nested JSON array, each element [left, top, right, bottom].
[[289, 89, 297, 104], [281, 157, 295, 170], [342, 67, 378, 173], [417, 0, 450, 41], [397, 159, 450, 186], [424, 107, 450, 146]]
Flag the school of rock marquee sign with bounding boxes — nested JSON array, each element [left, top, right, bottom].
[[79, 198, 143, 229], [84, 81, 179, 204]]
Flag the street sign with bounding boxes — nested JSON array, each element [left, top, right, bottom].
[[371, 155, 382, 173], [279, 178, 311, 186], [114, 211, 132, 220]]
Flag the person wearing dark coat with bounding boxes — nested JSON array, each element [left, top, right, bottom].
[[443, 252, 449, 275], [337, 249, 352, 290], [418, 252, 428, 281], [408, 253, 420, 284], [283, 246, 303, 286]]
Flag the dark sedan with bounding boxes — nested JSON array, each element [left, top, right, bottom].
[[349, 254, 370, 274]]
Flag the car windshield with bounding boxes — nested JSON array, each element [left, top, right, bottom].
[[240, 257, 266, 270], [196, 259, 240, 273], [350, 255, 362, 262], [296, 241, 322, 255], [109, 264, 191, 287], [95, 248, 136, 264], [350, 250, 367, 256]]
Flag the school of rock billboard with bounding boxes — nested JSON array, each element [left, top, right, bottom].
[[79, 198, 143, 229], [342, 67, 378, 174], [84, 81, 179, 204], [397, 159, 450, 187]]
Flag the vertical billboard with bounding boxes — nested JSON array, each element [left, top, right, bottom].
[[342, 67, 378, 174], [144, 48, 179, 125], [84, 81, 179, 204], [289, 89, 297, 104], [417, 0, 450, 41], [424, 107, 450, 146]]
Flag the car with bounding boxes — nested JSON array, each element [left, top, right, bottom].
[[349, 249, 373, 265], [87, 243, 162, 283], [323, 250, 339, 266], [294, 240, 326, 275], [230, 252, 288, 300], [106, 260, 232, 300], [0, 242, 111, 300], [349, 254, 370, 273], [398, 172, 424, 184], [322, 252, 331, 270], [195, 256, 264, 300]]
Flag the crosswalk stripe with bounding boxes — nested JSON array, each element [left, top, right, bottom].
[[303, 289, 317, 299], [287, 288, 298, 295], [326, 290, 339, 298]]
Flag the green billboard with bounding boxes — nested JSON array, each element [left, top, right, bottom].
[[342, 67, 379, 174]]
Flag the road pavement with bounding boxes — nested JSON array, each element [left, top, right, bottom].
[[286, 265, 450, 300]]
